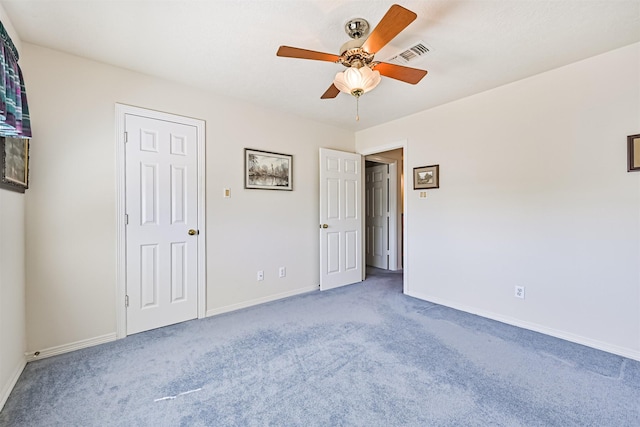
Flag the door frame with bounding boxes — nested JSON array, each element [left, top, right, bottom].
[[358, 140, 407, 292], [115, 103, 207, 339], [364, 156, 398, 271]]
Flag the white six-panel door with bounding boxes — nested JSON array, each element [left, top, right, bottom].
[[319, 148, 362, 290], [125, 114, 199, 334], [366, 164, 389, 269]]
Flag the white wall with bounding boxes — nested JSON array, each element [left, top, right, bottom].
[[20, 43, 353, 353], [0, 7, 27, 410], [0, 191, 26, 410], [356, 43, 640, 359]]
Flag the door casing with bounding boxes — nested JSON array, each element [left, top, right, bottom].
[[115, 103, 207, 339]]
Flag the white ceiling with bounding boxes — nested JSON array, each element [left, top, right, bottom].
[[2, 0, 639, 131]]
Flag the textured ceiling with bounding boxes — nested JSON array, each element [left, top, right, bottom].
[[2, 0, 640, 131]]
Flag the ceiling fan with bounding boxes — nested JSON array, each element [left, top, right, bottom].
[[276, 4, 428, 105]]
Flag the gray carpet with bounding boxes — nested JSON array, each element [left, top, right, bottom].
[[1, 268, 639, 426]]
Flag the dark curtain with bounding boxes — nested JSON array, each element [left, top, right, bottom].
[[0, 21, 31, 137]]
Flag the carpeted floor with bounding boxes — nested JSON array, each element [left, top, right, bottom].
[[1, 268, 639, 426]]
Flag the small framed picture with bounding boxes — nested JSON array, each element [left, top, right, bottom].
[[1, 136, 30, 193], [628, 134, 640, 172], [245, 148, 293, 190], [413, 164, 439, 189]]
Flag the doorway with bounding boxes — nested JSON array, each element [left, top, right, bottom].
[[364, 148, 404, 272], [365, 163, 390, 269]]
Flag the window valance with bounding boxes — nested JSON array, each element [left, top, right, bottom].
[[0, 21, 31, 138]]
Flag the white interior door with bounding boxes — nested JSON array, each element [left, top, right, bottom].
[[125, 113, 199, 335], [319, 148, 362, 290], [366, 164, 389, 269]]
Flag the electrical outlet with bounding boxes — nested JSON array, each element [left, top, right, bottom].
[[257, 270, 264, 281], [279, 267, 286, 278], [515, 285, 525, 299]]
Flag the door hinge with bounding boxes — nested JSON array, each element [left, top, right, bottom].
[[124, 214, 129, 225], [124, 132, 128, 143], [125, 295, 129, 307]]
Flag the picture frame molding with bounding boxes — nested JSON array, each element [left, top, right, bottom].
[[245, 148, 293, 191], [0, 136, 30, 193], [413, 164, 439, 190]]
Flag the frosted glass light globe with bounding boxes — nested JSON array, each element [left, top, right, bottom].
[[334, 65, 381, 97]]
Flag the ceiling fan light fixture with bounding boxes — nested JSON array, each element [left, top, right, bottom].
[[333, 65, 381, 98]]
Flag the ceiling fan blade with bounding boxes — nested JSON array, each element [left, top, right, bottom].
[[277, 46, 341, 63], [321, 84, 340, 99], [362, 4, 417, 54], [374, 62, 428, 84]]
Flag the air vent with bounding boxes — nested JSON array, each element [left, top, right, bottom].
[[385, 41, 431, 65]]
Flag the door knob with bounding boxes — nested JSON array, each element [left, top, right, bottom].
[[188, 229, 198, 235], [320, 224, 328, 229]]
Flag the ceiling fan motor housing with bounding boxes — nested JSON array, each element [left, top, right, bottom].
[[339, 38, 365, 55], [339, 18, 374, 67], [338, 42, 376, 69]]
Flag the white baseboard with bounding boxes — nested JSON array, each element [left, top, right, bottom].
[[206, 286, 317, 317], [406, 290, 640, 362], [23, 287, 317, 363], [0, 357, 26, 412], [24, 333, 118, 362]]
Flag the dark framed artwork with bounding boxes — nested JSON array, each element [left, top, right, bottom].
[[628, 134, 640, 172], [245, 148, 293, 190], [1, 136, 29, 193], [413, 164, 439, 189]]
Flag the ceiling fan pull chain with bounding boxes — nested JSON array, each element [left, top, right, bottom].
[[356, 96, 360, 121]]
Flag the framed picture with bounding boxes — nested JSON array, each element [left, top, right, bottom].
[[245, 148, 293, 190], [1, 136, 29, 193], [413, 164, 439, 189], [628, 134, 640, 172]]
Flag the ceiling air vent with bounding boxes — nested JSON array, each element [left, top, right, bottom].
[[385, 41, 431, 65]]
